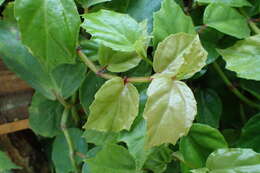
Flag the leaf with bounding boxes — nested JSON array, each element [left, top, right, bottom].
[[143, 77, 197, 148], [153, 0, 195, 46], [86, 144, 137, 173], [195, 89, 222, 128], [84, 77, 139, 132], [81, 9, 148, 53], [52, 128, 88, 173], [180, 123, 228, 169], [240, 79, 260, 100], [29, 93, 63, 137], [127, 0, 162, 32], [80, 72, 106, 114], [153, 33, 207, 80], [0, 151, 20, 171], [217, 34, 260, 80], [51, 63, 86, 99], [83, 130, 119, 146], [87, 0, 111, 7], [197, 0, 251, 7], [2, 2, 16, 23], [80, 39, 99, 61], [203, 4, 250, 39], [0, 22, 56, 100], [98, 44, 141, 72], [143, 145, 173, 173], [119, 117, 147, 169], [192, 148, 260, 173], [237, 113, 260, 152], [14, 0, 81, 71]]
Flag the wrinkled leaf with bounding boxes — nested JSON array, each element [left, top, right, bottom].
[[197, 0, 251, 7], [98, 44, 141, 72], [86, 144, 137, 173], [192, 148, 260, 173], [143, 77, 197, 148], [180, 123, 228, 168], [84, 77, 139, 132], [153, 0, 195, 46], [195, 89, 222, 128], [153, 33, 207, 80], [29, 93, 63, 137], [204, 4, 250, 39], [237, 113, 260, 152], [0, 151, 20, 171], [218, 34, 260, 80], [52, 128, 88, 173], [15, 0, 80, 71], [81, 9, 148, 53]]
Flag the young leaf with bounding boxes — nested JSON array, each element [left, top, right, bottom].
[[237, 113, 260, 152], [143, 77, 197, 148], [180, 123, 228, 169], [98, 44, 141, 72], [217, 34, 260, 81], [84, 77, 139, 132], [196, 0, 251, 7], [203, 4, 250, 39], [52, 128, 88, 173], [0, 22, 56, 100], [192, 148, 260, 173], [29, 93, 63, 137], [153, 33, 207, 80], [15, 0, 81, 71], [127, 0, 162, 32], [153, 0, 195, 46], [80, 72, 106, 114], [86, 144, 137, 173], [0, 151, 20, 172], [81, 9, 148, 53], [195, 89, 222, 128]]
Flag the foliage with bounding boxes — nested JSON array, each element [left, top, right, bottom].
[[0, 0, 260, 172]]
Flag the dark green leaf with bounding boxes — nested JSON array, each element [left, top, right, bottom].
[[197, 0, 251, 7], [195, 89, 222, 128], [80, 39, 99, 61], [240, 80, 260, 100]]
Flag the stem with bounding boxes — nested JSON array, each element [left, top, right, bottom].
[[239, 103, 247, 124], [239, 8, 260, 34], [77, 49, 153, 83], [213, 62, 260, 110], [71, 93, 79, 124], [61, 108, 79, 173]]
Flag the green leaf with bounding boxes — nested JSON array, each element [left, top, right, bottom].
[[153, 33, 207, 80], [14, 0, 81, 71], [52, 128, 88, 173], [143, 77, 197, 148], [2, 2, 16, 23], [153, 0, 195, 46], [80, 72, 106, 114], [203, 4, 250, 39], [192, 148, 260, 173], [86, 144, 137, 173], [0, 0, 4, 5], [217, 34, 260, 80], [144, 145, 173, 173], [195, 89, 222, 128], [0, 22, 55, 100], [84, 77, 139, 132], [237, 113, 260, 152], [29, 93, 63, 137], [240, 80, 260, 100], [51, 63, 86, 99], [119, 117, 147, 169], [127, 0, 162, 32], [197, 0, 251, 7], [87, 0, 111, 7], [80, 39, 99, 61], [180, 123, 228, 169], [83, 130, 119, 146], [98, 44, 141, 72], [81, 9, 149, 53], [0, 151, 20, 171]]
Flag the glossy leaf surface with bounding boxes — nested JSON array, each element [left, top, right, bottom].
[[15, 0, 81, 70], [143, 77, 197, 148], [204, 4, 250, 39], [218, 34, 260, 80], [85, 77, 139, 132]]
